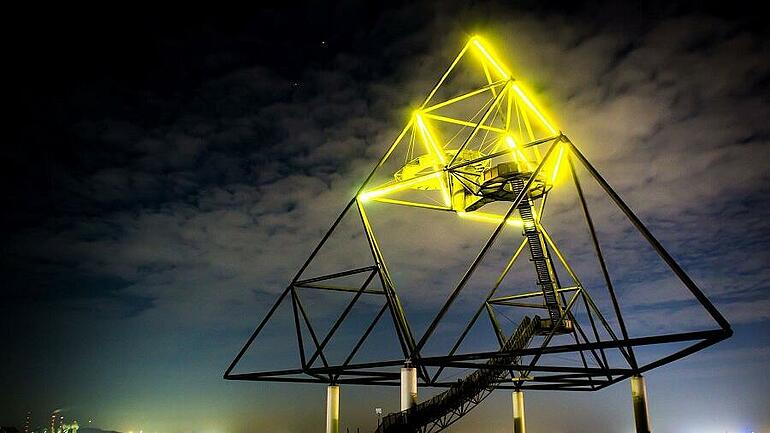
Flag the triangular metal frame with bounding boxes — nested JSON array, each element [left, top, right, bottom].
[[225, 36, 731, 395]]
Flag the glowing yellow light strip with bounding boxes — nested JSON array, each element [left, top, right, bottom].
[[423, 113, 507, 134], [491, 89, 514, 154], [520, 107, 542, 161], [371, 197, 451, 211], [471, 38, 510, 79], [447, 81, 512, 167], [421, 40, 473, 108], [505, 135, 533, 171], [513, 84, 557, 135], [415, 114, 447, 165], [415, 114, 451, 206], [551, 143, 565, 184], [359, 172, 442, 201], [423, 84, 502, 113], [481, 61, 497, 98], [519, 100, 535, 141], [515, 149, 533, 171], [498, 134, 515, 159], [457, 211, 523, 227], [375, 119, 414, 171], [506, 85, 513, 131]]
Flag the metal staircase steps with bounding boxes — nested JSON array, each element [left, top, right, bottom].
[[375, 317, 540, 433]]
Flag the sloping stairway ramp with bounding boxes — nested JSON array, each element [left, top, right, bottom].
[[375, 317, 540, 433]]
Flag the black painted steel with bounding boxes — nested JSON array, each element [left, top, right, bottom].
[[224, 136, 732, 433]]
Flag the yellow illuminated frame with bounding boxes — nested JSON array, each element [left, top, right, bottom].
[[358, 35, 565, 226]]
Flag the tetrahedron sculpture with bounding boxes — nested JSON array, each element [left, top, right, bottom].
[[225, 36, 731, 433]]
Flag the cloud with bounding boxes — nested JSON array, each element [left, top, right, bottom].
[[4, 1, 769, 371]]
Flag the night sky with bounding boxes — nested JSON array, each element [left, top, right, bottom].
[[2, 2, 769, 433]]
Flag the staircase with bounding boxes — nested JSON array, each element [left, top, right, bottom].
[[510, 177, 563, 323], [375, 316, 540, 433], [466, 163, 563, 323]]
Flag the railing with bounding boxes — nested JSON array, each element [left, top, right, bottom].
[[376, 317, 540, 433]]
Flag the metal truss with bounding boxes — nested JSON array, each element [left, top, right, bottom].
[[225, 35, 731, 399]]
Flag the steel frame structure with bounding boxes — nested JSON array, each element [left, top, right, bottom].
[[224, 36, 731, 394]]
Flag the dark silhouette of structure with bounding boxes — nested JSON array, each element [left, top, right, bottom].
[[225, 36, 732, 433]]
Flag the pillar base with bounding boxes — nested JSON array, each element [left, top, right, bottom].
[[326, 385, 339, 433], [512, 390, 525, 433], [631, 375, 651, 433], [400, 367, 418, 410]]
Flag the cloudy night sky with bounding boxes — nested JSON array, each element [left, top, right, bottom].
[[2, 2, 769, 433]]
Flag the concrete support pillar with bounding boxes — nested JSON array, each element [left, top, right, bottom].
[[326, 385, 340, 433], [631, 375, 651, 433], [512, 390, 526, 433], [400, 367, 418, 410]]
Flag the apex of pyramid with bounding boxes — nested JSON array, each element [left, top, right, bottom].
[[359, 35, 563, 221]]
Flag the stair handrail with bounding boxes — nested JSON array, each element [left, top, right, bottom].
[[377, 316, 539, 432]]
